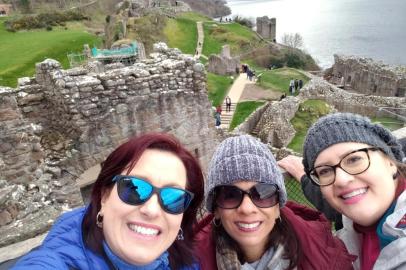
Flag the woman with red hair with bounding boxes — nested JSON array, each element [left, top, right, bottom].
[[12, 133, 204, 270]]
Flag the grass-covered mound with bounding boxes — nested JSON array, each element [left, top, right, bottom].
[[229, 101, 265, 130], [207, 72, 234, 107], [256, 67, 310, 94], [0, 19, 101, 87], [203, 21, 264, 56], [288, 100, 332, 153]]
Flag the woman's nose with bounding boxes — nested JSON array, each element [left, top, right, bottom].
[[333, 167, 355, 187], [139, 194, 161, 218], [237, 194, 257, 214]]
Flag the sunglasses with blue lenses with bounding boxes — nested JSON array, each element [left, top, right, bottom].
[[112, 175, 194, 215]]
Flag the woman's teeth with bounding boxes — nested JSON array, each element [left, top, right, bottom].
[[342, 188, 367, 199], [128, 224, 159, 236], [237, 222, 260, 229]]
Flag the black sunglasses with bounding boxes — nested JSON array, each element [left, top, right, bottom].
[[112, 175, 194, 215], [214, 183, 279, 209]]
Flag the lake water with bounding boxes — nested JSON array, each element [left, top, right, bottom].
[[226, 0, 406, 69]]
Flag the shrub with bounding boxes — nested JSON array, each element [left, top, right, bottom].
[[233, 15, 254, 28], [284, 52, 305, 69], [5, 11, 88, 32], [46, 25, 53, 31]]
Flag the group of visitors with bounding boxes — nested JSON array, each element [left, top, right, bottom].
[[219, 17, 232, 23], [9, 111, 406, 269], [289, 78, 303, 95], [241, 63, 255, 80]]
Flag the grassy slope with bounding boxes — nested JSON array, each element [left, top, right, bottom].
[[229, 101, 265, 130], [206, 72, 234, 107], [203, 21, 263, 56], [0, 19, 101, 87], [164, 12, 210, 55], [258, 67, 309, 94]]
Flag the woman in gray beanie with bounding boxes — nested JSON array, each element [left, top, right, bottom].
[[301, 112, 406, 270], [194, 135, 355, 270]]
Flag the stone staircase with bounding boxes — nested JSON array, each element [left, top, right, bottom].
[[219, 103, 237, 129]]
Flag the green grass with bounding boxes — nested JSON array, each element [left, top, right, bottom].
[[164, 17, 197, 55], [202, 22, 263, 56], [0, 19, 101, 87], [288, 100, 331, 153], [257, 67, 309, 94], [229, 101, 265, 130], [285, 178, 314, 208], [206, 72, 234, 107], [371, 116, 405, 131], [177, 12, 211, 22]]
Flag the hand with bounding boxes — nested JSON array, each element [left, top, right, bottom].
[[277, 155, 306, 182]]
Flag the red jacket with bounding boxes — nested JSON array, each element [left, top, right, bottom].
[[194, 201, 356, 270]]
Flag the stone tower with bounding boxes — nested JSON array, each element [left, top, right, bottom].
[[256, 16, 276, 40]]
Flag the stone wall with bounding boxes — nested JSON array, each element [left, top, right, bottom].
[[256, 16, 276, 40], [331, 55, 406, 97], [207, 45, 240, 75], [252, 76, 406, 148], [233, 102, 270, 134], [0, 43, 218, 247]]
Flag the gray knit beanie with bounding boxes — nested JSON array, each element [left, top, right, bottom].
[[205, 135, 287, 212], [303, 112, 405, 175]]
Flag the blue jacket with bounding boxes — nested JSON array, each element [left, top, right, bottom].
[[11, 207, 199, 270]]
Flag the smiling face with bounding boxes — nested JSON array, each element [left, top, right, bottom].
[[316, 142, 398, 226], [100, 149, 187, 265], [214, 181, 280, 262]]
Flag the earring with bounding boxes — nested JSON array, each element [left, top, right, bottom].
[[212, 218, 221, 227], [96, 211, 103, 228], [277, 216, 282, 223], [177, 228, 184, 240]]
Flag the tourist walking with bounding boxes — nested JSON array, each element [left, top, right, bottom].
[[289, 79, 295, 95], [215, 112, 221, 129], [11, 133, 204, 270], [298, 79, 303, 90], [281, 112, 406, 269], [225, 96, 231, 112], [194, 135, 356, 270]]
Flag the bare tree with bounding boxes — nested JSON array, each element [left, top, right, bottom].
[[281, 33, 304, 49]]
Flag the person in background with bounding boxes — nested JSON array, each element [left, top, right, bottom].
[[289, 79, 295, 95], [12, 133, 204, 270], [283, 112, 406, 269], [225, 96, 232, 112], [195, 135, 355, 270]]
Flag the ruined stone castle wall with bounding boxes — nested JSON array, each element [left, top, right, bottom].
[[251, 77, 405, 148], [332, 55, 406, 97], [0, 43, 217, 247], [256, 16, 276, 40]]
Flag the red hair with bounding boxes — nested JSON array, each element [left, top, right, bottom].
[[82, 133, 204, 268]]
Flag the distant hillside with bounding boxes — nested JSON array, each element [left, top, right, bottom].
[[182, 0, 230, 18]]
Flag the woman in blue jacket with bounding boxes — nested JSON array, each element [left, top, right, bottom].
[[12, 133, 204, 270]]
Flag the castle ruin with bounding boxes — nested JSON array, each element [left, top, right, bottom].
[[256, 16, 276, 40], [0, 43, 217, 247], [331, 55, 406, 97]]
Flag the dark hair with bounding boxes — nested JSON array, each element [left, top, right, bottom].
[[82, 133, 204, 268], [213, 209, 301, 269]]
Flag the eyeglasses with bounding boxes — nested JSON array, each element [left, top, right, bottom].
[[214, 183, 279, 209], [309, 147, 379, 186], [112, 175, 194, 215]]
